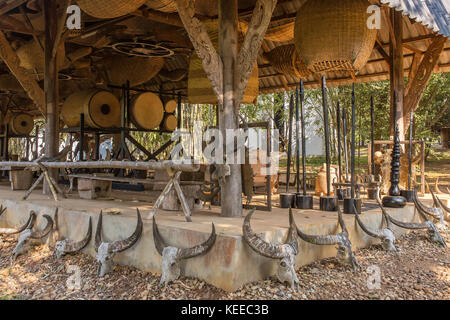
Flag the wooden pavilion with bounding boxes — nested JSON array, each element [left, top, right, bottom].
[[0, 0, 448, 218]]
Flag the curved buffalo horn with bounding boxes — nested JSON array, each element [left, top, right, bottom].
[[107, 209, 143, 254], [355, 213, 382, 238], [152, 215, 217, 259], [296, 205, 345, 246], [413, 191, 441, 219], [0, 211, 36, 235], [152, 216, 166, 256], [177, 223, 216, 260], [429, 187, 450, 214], [435, 177, 444, 194], [376, 188, 393, 231], [243, 209, 297, 259], [30, 215, 54, 239], [94, 211, 103, 253], [63, 217, 92, 253], [435, 195, 450, 214]]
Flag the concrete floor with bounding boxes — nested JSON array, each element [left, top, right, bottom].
[[0, 181, 448, 291]]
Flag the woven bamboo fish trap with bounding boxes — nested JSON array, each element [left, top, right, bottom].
[[9, 113, 34, 136], [145, 0, 177, 13], [77, 0, 147, 19], [104, 56, 164, 87], [61, 90, 121, 128], [188, 20, 259, 105], [264, 44, 312, 78], [130, 92, 165, 130], [294, 0, 377, 73]]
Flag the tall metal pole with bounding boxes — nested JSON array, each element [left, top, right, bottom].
[[296, 80, 313, 209], [337, 102, 342, 183], [400, 108, 415, 202], [370, 95, 375, 175], [320, 76, 335, 211], [295, 88, 301, 194], [350, 84, 356, 199], [286, 94, 294, 194], [342, 107, 349, 182], [280, 93, 296, 208], [344, 84, 362, 214]]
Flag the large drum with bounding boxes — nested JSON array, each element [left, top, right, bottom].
[[61, 90, 121, 128], [130, 92, 165, 130], [9, 113, 34, 135]]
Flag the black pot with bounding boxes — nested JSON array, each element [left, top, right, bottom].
[[280, 193, 296, 208], [343, 198, 362, 215], [400, 190, 415, 203], [320, 196, 336, 212], [296, 194, 314, 210]]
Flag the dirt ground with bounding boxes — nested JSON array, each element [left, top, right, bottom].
[[1, 229, 448, 300]]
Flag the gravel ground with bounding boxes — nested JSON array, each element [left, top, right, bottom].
[[0, 230, 449, 300]]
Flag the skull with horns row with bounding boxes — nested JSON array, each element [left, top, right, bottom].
[[95, 209, 143, 277], [153, 216, 216, 286], [242, 209, 299, 289], [11, 211, 54, 260]]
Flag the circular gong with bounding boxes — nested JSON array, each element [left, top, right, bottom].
[[164, 100, 177, 113], [130, 92, 164, 130], [162, 114, 178, 132], [10, 113, 34, 135]]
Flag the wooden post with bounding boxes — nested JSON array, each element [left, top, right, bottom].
[[389, 8, 405, 142], [43, 0, 60, 195], [219, 0, 242, 217]]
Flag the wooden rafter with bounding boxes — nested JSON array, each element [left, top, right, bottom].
[[0, 31, 46, 115], [237, 0, 277, 105], [0, 0, 28, 17], [404, 35, 447, 125], [174, 0, 223, 104]]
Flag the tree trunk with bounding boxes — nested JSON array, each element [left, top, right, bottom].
[[219, 0, 242, 217]]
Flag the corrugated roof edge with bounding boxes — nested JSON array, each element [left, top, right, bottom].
[[381, 0, 450, 38]]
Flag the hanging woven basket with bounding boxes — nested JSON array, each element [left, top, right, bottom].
[[145, 0, 177, 13], [188, 20, 259, 105], [104, 56, 164, 87], [76, 0, 147, 19], [294, 0, 377, 73], [264, 44, 312, 78], [16, 39, 65, 74]]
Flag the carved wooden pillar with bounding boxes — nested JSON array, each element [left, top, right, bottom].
[[389, 8, 405, 142], [219, 0, 242, 217], [43, 0, 60, 194]]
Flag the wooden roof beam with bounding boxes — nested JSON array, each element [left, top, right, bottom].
[[0, 0, 28, 17], [0, 31, 46, 115]]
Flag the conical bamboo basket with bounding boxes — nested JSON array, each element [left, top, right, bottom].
[[77, 0, 147, 19], [264, 44, 312, 78], [104, 56, 164, 87], [188, 20, 259, 105], [294, 0, 377, 73]]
